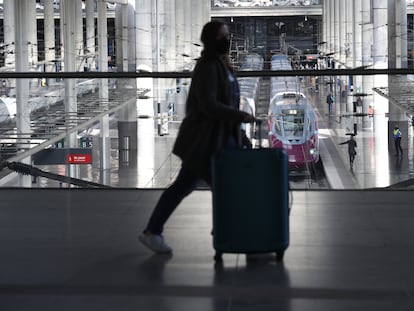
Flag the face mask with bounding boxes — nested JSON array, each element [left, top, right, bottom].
[[215, 37, 230, 54]]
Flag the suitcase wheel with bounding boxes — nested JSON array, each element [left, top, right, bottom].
[[214, 252, 223, 262], [276, 250, 284, 262]]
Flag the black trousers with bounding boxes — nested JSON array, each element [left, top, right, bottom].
[[394, 137, 403, 155]]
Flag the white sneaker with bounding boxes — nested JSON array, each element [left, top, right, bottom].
[[139, 233, 172, 254]]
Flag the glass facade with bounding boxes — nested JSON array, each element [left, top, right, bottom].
[[0, 2, 414, 189]]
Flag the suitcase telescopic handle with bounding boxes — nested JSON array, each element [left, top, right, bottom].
[[254, 118, 262, 148]]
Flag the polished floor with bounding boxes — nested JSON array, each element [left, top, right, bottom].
[[1, 188, 414, 310]]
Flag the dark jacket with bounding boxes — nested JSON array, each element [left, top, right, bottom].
[[172, 56, 250, 182], [327, 94, 334, 104], [340, 138, 357, 155]]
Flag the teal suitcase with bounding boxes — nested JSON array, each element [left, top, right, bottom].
[[211, 147, 289, 262]]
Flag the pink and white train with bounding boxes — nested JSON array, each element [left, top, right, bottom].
[[268, 54, 319, 171]]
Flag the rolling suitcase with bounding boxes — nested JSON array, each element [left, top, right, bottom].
[[211, 135, 289, 262]]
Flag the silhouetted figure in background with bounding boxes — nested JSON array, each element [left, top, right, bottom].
[[393, 125, 403, 156], [326, 93, 334, 114], [339, 135, 357, 169]]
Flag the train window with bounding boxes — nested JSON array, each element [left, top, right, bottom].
[[272, 117, 282, 136], [282, 109, 304, 137]]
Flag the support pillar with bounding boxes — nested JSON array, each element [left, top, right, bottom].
[[371, 0, 390, 180], [388, 0, 408, 151], [361, 0, 373, 129], [191, 0, 202, 59], [97, 0, 111, 180], [75, 0, 84, 71], [334, 0, 339, 63], [183, 0, 192, 69], [352, 0, 362, 92], [326, 0, 333, 56], [322, 0, 327, 55], [44, 0, 55, 85], [27, 0, 37, 67], [339, 0, 346, 66], [134, 0, 154, 186], [85, 0, 95, 71], [117, 3, 138, 170], [15, 0, 31, 187], [344, 1, 354, 118], [4, 0, 16, 96], [62, 0, 79, 183], [136, 0, 154, 117]]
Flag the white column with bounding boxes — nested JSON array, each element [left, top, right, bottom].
[[3, 0, 16, 96], [115, 3, 138, 172], [175, 0, 185, 70], [158, 0, 167, 112], [329, 0, 334, 58], [361, 0, 373, 96], [338, 0, 346, 66], [337, 0, 347, 102], [157, 0, 173, 110], [62, 0, 79, 182], [152, 0, 161, 116], [325, 0, 330, 55], [371, 0, 389, 162], [15, 0, 31, 187], [344, 1, 354, 115], [191, 0, 202, 59], [114, 4, 122, 69], [59, 0, 64, 61], [200, 0, 209, 31], [44, 0, 55, 79], [334, 0, 339, 62], [388, 0, 407, 150], [97, 0, 110, 174], [4, 0, 15, 67], [124, 4, 132, 71], [183, 0, 192, 67], [202, 0, 211, 24], [322, 0, 327, 55], [97, 0, 109, 97], [127, 4, 136, 72], [85, 0, 95, 71], [345, 0, 353, 68], [175, 1, 187, 121], [75, 0, 84, 71], [352, 0, 362, 93], [372, 2, 388, 69], [135, 0, 155, 186], [136, 0, 154, 117], [165, 0, 176, 106], [158, 0, 176, 73], [114, 3, 132, 72], [396, 0, 408, 68], [136, 0, 152, 70], [27, 0, 37, 67]]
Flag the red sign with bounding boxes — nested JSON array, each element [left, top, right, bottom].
[[66, 154, 92, 164]]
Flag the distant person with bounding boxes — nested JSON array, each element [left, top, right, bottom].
[[356, 96, 363, 113], [138, 20, 255, 254], [393, 125, 403, 156], [326, 93, 334, 114], [339, 135, 357, 169]]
